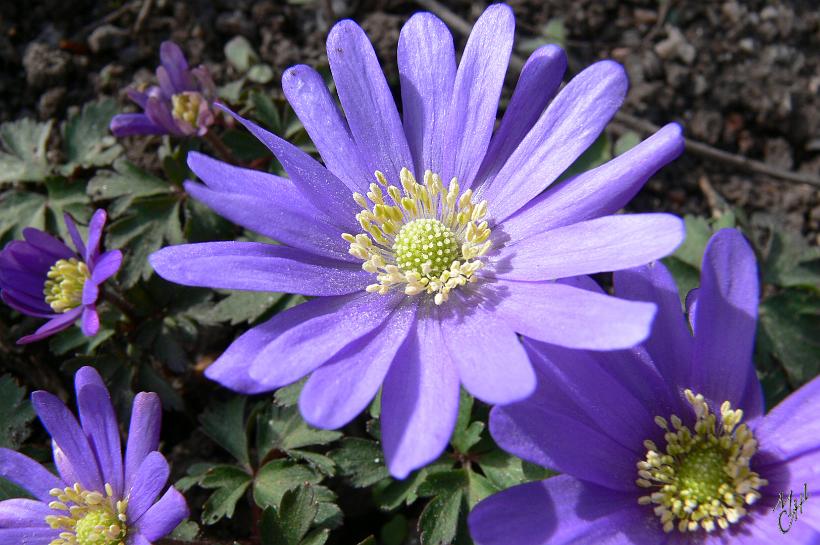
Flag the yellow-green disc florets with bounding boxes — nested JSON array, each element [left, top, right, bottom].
[[44, 258, 90, 313], [171, 91, 203, 127], [343, 168, 492, 305], [46, 483, 128, 545], [636, 390, 767, 534]]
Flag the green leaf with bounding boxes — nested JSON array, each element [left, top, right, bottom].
[[477, 450, 527, 490], [331, 438, 389, 488], [44, 177, 91, 241], [0, 190, 47, 245], [0, 375, 35, 449], [169, 520, 200, 541], [251, 92, 282, 132], [87, 159, 170, 208], [261, 485, 318, 545], [61, 99, 122, 174], [614, 131, 642, 156], [248, 64, 274, 84], [0, 118, 52, 183], [417, 470, 469, 498], [673, 214, 736, 270], [380, 514, 408, 545], [200, 396, 250, 467], [0, 477, 31, 501], [417, 489, 463, 545], [662, 256, 700, 306], [761, 227, 820, 289], [356, 538, 377, 545], [274, 378, 306, 408], [253, 460, 322, 509], [225, 36, 258, 72], [287, 450, 336, 477], [199, 465, 253, 525], [759, 290, 820, 386], [300, 528, 330, 545], [194, 290, 284, 326], [256, 403, 341, 463], [465, 470, 498, 507]]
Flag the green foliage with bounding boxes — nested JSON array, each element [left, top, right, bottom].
[[0, 118, 52, 183], [61, 99, 122, 174], [261, 485, 330, 545], [0, 375, 35, 449]]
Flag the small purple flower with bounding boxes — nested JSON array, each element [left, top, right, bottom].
[[110, 41, 217, 138], [469, 229, 820, 544], [0, 366, 189, 545], [149, 4, 686, 478], [0, 209, 122, 344]]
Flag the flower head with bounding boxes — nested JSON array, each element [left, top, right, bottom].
[[110, 41, 217, 137], [150, 4, 686, 478], [0, 366, 188, 545], [0, 209, 122, 344], [469, 229, 820, 543]]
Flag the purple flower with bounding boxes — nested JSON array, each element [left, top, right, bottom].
[[469, 229, 820, 544], [0, 366, 189, 545], [0, 209, 122, 344], [110, 41, 217, 138], [149, 4, 686, 478]]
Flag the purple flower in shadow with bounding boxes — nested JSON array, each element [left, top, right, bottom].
[[469, 229, 820, 544], [110, 41, 216, 137], [149, 4, 686, 478], [0, 209, 122, 344], [0, 366, 188, 545]]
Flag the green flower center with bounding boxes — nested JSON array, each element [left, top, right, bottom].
[[44, 258, 90, 313], [171, 91, 203, 126], [45, 483, 128, 545], [636, 390, 767, 534], [393, 218, 459, 277], [343, 168, 492, 305]]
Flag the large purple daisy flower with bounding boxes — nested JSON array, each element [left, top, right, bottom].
[[110, 41, 216, 138], [0, 209, 122, 344], [150, 4, 686, 478], [469, 229, 820, 544], [0, 366, 189, 545]]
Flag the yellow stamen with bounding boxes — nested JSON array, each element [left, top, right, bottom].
[[43, 258, 90, 313]]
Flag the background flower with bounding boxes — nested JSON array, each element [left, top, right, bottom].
[[469, 229, 820, 544], [0, 366, 188, 545], [150, 4, 686, 479], [0, 209, 122, 344], [110, 41, 217, 137]]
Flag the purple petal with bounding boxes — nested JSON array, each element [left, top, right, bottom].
[[493, 280, 656, 350], [132, 487, 188, 541], [440, 307, 535, 405], [476, 45, 567, 186], [0, 527, 60, 544], [149, 242, 370, 296], [381, 313, 460, 479], [185, 153, 353, 261], [469, 476, 659, 545], [158, 41, 194, 93], [126, 452, 169, 523], [755, 376, 820, 463], [499, 123, 685, 239], [62, 213, 86, 257], [326, 20, 413, 184], [145, 97, 183, 136], [478, 60, 628, 222], [84, 209, 107, 265], [90, 250, 121, 284], [299, 301, 416, 429], [493, 214, 684, 282], [127, 88, 151, 108], [17, 307, 82, 344], [217, 105, 360, 232], [2, 241, 56, 275], [0, 448, 62, 503], [398, 12, 456, 176], [0, 499, 53, 528], [282, 65, 371, 193], [75, 378, 123, 496], [81, 280, 98, 306], [1, 290, 53, 318], [31, 391, 103, 491], [52, 441, 82, 489], [614, 261, 693, 394], [128, 532, 153, 545], [124, 392, 162, 491], [691, 229, 763, 418], [441, 4, 514, 189], [80, 306, 99, 337], [110, 113, 166, 137], [22, 228, 74, 261]]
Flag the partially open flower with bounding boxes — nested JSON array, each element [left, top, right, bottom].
[[0, 209, 122, 344], [0, 366, 188, 545], [110, 41, 217, 138]]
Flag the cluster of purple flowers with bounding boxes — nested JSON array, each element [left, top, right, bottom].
[[1, 3, 817, 544]]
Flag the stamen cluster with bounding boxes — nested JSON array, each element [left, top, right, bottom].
[[636, 390, 766, 533], [343, 168, 492, 304], [43, 258, 90, 313], [45, 483, 128, 545], [171, 91, 205, 127]]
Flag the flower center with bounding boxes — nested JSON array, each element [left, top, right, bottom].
[[343, 168, 492, 305], [636, 390, 767, 534], [46, 483, 128, 545], [44, 258, 90, 313], [171, 91, 203, 126]]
